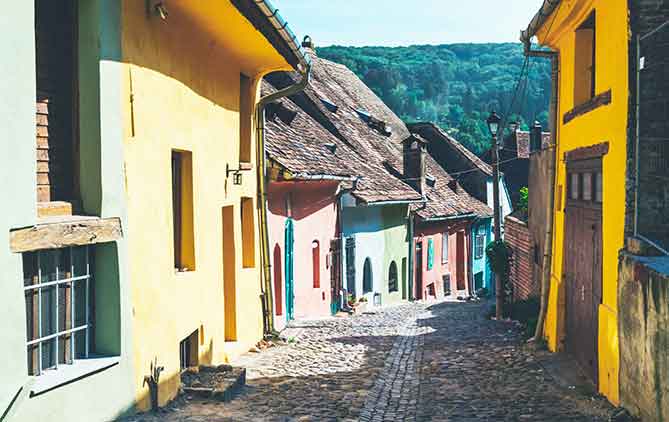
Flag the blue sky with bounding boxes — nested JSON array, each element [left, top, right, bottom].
[[274, 0, 542, 47]]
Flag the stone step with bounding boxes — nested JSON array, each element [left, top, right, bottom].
[[180, 365, 246, 402]]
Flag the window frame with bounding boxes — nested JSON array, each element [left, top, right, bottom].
[[23, 246, 92, 376], [441, 233, 449, 264]]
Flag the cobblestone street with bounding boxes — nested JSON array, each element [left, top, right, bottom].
[[125, 300, 613, 421]]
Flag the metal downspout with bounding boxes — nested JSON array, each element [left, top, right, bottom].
[[408, 212, 415, 301], [256, 64, 312, 335], [524, 41, 559, 342]]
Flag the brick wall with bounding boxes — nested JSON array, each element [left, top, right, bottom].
[[505, 215, 536, 301]]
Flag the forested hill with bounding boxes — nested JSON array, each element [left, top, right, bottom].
[[317, 43, 551, 156]]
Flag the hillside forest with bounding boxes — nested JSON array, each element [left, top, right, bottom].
[[318, 43, 551, 156]]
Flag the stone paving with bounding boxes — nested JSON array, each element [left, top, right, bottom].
[[123, 300, 614, 421]]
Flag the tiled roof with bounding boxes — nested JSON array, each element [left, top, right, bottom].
[[263, 49, 491, 219]]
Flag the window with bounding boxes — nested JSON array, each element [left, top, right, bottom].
[[574, 12, 596, 106], [172, 150, 195, 271], [363, 258, 373, 294], [179, 330, 198, 370], [23, 246, 92, 376], [312, 240, 320, 288], [239, 74, 252, 163], [35, 0, 78, 203], [388, 261, 398, 293], [427, 238, 434, 270], [475, 227, 485, 259], [241, 197, 255, 268], [441, 233, 449, 264]]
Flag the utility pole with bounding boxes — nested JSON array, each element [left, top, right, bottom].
[[486, 111, 503, 319]]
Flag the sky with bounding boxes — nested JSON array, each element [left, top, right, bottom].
[[273, 0, 542, 47]]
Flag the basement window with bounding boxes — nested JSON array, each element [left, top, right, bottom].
[[172, 150, 196, 271], [574, 12, 596, 107]]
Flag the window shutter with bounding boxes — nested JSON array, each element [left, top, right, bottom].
[[427, 238, 434, 270]]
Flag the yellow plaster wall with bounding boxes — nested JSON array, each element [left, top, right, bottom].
[[537, 0, 628, 405], [119, 1, 293, 410]]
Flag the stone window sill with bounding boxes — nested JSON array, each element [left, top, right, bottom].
[[30, 356, 120, 397], [563, 90, 612, 124]]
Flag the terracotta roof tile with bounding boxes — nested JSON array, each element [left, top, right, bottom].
[[263, 50, 491, 219]]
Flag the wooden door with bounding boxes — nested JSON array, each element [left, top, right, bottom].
[[563, 159, 603, 383], [284, 219, 295, 321], [456, 231, 466, 290], [330, 238, 342, 315]]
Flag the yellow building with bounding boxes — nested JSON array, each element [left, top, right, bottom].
[[522, 0, 629, 405], [119, 0, 308, 410]]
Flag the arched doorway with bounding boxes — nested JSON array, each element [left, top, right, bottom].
[[363, 258, 373, 294], [273, 244, 283, 316]]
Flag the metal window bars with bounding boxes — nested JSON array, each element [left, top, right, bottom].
[[24, 246, 91, 376]]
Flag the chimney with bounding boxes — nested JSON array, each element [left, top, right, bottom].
[[402, 135, 428, 195], [302, 35, 315, 50], [530, 121, 542, 153], [448, 179, 458, 193]]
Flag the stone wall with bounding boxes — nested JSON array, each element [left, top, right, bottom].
[[505, 215, 535, 301], [626, 0, 669, 248], [618, 252, 669, 421]]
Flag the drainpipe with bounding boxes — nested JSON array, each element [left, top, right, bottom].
[[256, 64, 312, 335], [407, 211, 415, 301], [523, 40, 559, 343]]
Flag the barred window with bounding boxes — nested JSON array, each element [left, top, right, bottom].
[[23, 246, 92, 376], [388, 261, 398, 293]]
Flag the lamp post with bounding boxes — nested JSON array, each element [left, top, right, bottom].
[[486, 111, 503, 319]]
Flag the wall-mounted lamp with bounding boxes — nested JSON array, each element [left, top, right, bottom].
[[147, 1, 168, 20], [226, 164, 243, 185]]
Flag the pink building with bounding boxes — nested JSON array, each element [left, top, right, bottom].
[[267, 180, 340, 331], [413, 220, 471, 300]]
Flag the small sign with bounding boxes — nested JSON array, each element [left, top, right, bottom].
[[640, 56, 646, 70]]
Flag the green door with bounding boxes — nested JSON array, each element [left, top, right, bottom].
[[284, 219, 295, 320]]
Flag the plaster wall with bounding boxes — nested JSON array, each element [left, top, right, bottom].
[[1, 1, 137, 420], [414, 221, 472, 300], [342, 204, 409, 306], [120, 0, 294, 410], [267, 181, 338, 331], [537, 0, 629, 404], [618, 254, 669, 421]]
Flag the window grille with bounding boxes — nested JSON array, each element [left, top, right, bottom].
[[23, 246, 92, 376]]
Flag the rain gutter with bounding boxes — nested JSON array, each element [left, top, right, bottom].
[[256, 61, 312, 336], [520, 0, 562, 47], [252, 0, 311, 71]]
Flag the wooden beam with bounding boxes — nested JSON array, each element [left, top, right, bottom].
[[10, 217, 122, 253]]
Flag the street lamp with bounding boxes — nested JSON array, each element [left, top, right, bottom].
[[486, 110, 503, 319], [486, 111, 501, 138]]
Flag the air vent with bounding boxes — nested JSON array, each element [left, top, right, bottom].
[[426, 175, 436, 187], [266, 102, 298, 126], [324, 143, 337, 154], [355, 109, 371, 122], [320, 98, 338, 113]]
